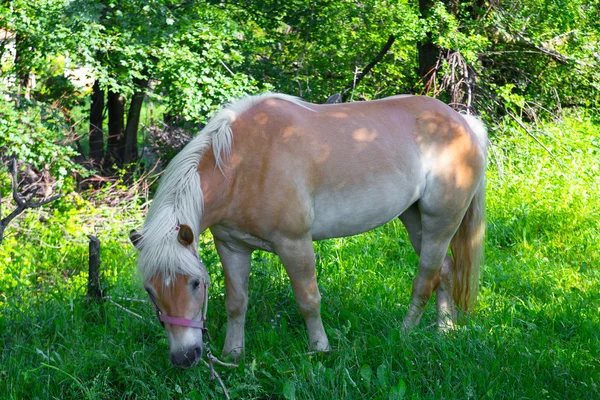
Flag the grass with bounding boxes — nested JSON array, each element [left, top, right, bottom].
[[1, 113, 599, 399]]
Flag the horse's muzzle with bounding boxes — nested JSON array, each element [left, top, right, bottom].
[[170, 345, 203, 368]]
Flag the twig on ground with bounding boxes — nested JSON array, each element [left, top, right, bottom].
[[202, 359, 231, 400], [106, 299, 144, 320], [207, 354, 238, 369], [103, 296, 149, 303], [505, 111, 562, 165]]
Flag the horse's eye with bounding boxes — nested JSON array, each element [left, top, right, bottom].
[[190, 279, 201, 290]]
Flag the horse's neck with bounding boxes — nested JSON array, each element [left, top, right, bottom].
[[198, 147, 230, 232]]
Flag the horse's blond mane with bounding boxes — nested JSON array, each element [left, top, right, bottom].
[[137, 93, 306, 281]]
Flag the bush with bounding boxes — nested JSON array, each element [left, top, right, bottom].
[[0, 89, 82, 183]]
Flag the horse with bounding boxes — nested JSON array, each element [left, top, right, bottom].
[[129, 93, 487, 368]]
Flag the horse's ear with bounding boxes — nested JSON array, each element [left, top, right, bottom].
[[177, 224, 194, 247], [129, 230, 143, 250]]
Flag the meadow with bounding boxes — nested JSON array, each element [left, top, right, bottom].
[[0, 113, 598, 399]]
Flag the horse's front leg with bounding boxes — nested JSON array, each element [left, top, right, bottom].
[[276, 237, 330, 352], [215, 239, 252, 360]]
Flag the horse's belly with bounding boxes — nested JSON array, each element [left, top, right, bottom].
[[311, 177, 421, 240]]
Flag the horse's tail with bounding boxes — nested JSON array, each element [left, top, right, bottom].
[[450, 114, 487, 312]]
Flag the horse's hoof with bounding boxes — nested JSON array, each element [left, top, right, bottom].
[[310, 340, 331, 353], [221, 348, 244, 361]]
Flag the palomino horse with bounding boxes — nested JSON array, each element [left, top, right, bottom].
[[130, 93, 487, 368]]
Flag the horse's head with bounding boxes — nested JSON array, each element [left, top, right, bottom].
[[130, 224, 209, 369]]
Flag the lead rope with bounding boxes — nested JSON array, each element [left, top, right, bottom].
[[199, 283, 238, 400], [201, 281, 238, 380], [201, 281, 217, 379]]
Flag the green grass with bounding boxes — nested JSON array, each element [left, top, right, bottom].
[[1, 114, 599, 399]]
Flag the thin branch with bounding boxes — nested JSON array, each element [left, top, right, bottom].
[[488, 8, 579, 66], [482, 50, 560, 57], [218, 60, 235, 76], [506, 110, 562, 165], [487, 140, 505, 183], [341, 35, 395, 102], [0, 158, 60, 245], [349, 66, 360, 102]]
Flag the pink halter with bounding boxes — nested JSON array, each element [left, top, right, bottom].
[[149, 280, 209, 330]]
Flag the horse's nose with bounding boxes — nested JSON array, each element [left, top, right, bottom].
[[170, 346, 203, 368]]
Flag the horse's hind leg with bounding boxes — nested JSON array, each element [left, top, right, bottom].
[[275, 236, 330, 352], [400, 205, 455, 329], [435, 257, 456, 330], [400, 205, 458, 330]]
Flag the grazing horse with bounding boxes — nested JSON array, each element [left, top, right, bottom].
[[130, 93, 487, 368]]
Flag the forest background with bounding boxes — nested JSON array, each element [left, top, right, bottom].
[[0, 0, 599, 398]]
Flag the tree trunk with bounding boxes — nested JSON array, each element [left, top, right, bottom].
[[105, 90, 125, 169], [89, 80, 105, 165], [123, 79, 148, 165], [417, 0, 440, 88], [418, 41, 439, 87], [14, 34, 32, 102]]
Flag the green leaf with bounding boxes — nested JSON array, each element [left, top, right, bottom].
[[376, 364, 388, 387], [389, 378, 407, 399], [282, 381, 296, 400], [360, 364, 372, 387]]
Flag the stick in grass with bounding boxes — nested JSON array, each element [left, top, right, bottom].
[[88, 235, 102, 300]]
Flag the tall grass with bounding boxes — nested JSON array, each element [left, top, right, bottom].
[[1, 114, 598, 399]]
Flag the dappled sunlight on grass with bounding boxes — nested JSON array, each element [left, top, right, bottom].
[[0, 192, 143, 307]]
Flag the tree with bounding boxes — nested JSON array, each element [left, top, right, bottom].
[[412, 0, 600, 117], [63, 0, 264, 171]]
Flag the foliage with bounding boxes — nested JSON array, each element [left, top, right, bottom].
[[2, 0, 598, 175], [150, 3, 264, 121], [1, 115, 598, 398], [0, 92, 81, 181], [57, 0, 264, 121], [0, 183, 142, 295], [475, 0, 600, 115], [228, 0, 424, 102], [2, 0, 264, 172]]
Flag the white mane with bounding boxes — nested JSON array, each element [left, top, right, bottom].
[[137, 93, 307, 282]]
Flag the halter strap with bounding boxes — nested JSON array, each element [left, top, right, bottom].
[[149, 281, 209, 330], [159, 314, 205, 329]]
